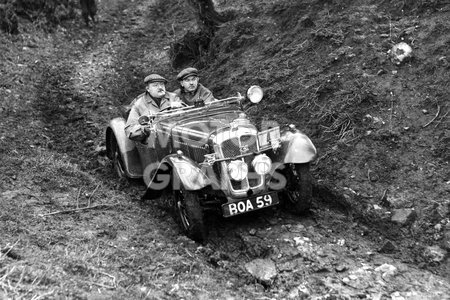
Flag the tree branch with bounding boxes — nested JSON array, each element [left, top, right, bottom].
[[38, 203, 119, 217], [422, 105, 441, 128]]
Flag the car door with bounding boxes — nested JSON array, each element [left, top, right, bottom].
[[135, 130, 159, 185]]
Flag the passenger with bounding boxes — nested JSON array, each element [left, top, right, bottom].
[[125, 74, 183, 141], [174, 67, 215, 106], [80, 0, 97, 27]]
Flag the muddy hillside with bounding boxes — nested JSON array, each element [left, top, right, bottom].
[[0, 0, 449, 299]]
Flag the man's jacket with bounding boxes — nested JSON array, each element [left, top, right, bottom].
[[125, 91, 181, 141], [174, 84, 214, 106]]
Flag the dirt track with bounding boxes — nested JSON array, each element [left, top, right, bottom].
[[1, 0, 449, 299]]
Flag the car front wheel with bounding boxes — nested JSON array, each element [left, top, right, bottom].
[[174, 188, 207, 243], [285, 163, 313, 214]]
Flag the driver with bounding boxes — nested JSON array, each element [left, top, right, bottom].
[[125, 74, 183, 141], [174, 67, 215, 106]]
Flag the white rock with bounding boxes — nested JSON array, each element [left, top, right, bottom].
[[375, 263, 398, 279], [294, 236, 310, 245], [390, 291, 406, 300], [349, 274, 358, 280], [423, 245, 447, 263], [389, 42, 413, 65], [298, 284, 310, 296], [288, 288, 299, 299], [375, 263, 397, 272], [244, 259, 277, 283], [391, 208, 417, 225]]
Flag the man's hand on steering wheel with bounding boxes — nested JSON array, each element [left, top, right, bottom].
[[142, 124, 155, 136], [160, 102, 188, 112], [173, 101, 189, 108]]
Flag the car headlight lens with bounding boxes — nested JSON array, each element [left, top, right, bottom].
[[228, 160, 248, 181], [247, 85, 263, 103], [252, 154, 272, 175]]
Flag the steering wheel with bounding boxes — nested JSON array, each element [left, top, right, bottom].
[[159, 102, 189, 113]]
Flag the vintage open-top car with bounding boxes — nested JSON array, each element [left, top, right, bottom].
[[106, 86, 317, 242]]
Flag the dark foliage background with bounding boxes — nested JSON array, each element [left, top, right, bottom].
[[0, 0, 78, 33]]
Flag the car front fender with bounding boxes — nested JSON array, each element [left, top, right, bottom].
[[166, 155, 211, 191], [142, 155, 211, 200], [106, 117, 142, 178], [275, 130, 317, 164]]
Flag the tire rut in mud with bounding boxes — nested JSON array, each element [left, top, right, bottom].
[[34, 64, 96, 158]]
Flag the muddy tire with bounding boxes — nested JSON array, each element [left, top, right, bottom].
[[285, 163, 313, 215], [110, 135, 126, 179], [174, 189, 207, 243]]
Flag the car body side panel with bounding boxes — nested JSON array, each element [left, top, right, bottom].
[[107, 117, 143, 178]]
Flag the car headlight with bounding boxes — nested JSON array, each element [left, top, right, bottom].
[[228, 160, 248, 181], [247, 85, 263, 103], [252, 154, 272, 175]]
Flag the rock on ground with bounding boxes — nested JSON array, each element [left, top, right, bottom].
[[244, 258, 277, 284]]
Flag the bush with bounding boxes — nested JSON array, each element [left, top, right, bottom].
[[16, 0, 77, 23], [0, 2, 18, 34], [0, 0, 78, 33], [380, 0, 447, 15]]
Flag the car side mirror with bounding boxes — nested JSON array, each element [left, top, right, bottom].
[[138, 115, 150, 125]]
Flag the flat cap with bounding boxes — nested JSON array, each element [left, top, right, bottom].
[[177, 67, 199, 81], [144, 74, 168, 84]]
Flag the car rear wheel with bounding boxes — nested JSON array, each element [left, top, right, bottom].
[[285, 163, 313, 214], [110, 135, 126, 179], [174, 188, 207, 243]]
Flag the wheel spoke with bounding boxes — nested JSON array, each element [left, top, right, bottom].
[[177, 200, 190, 228], [283, 163, 313, 215], [173, 189, 207, 243], [113, 146, 125, 178]]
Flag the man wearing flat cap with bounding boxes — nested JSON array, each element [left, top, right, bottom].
[[174, 67, 215, 106], [125, 74, 183, 141]]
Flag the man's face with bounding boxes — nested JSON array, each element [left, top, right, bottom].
[[146, 81, 166, 98], [180, 76, 199, 93]]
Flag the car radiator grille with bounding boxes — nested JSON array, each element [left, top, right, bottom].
[[221, 138, 240, 157], [219, 134, 262, 192]]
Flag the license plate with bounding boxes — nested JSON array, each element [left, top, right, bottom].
[[222, 192, 279, 217]]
